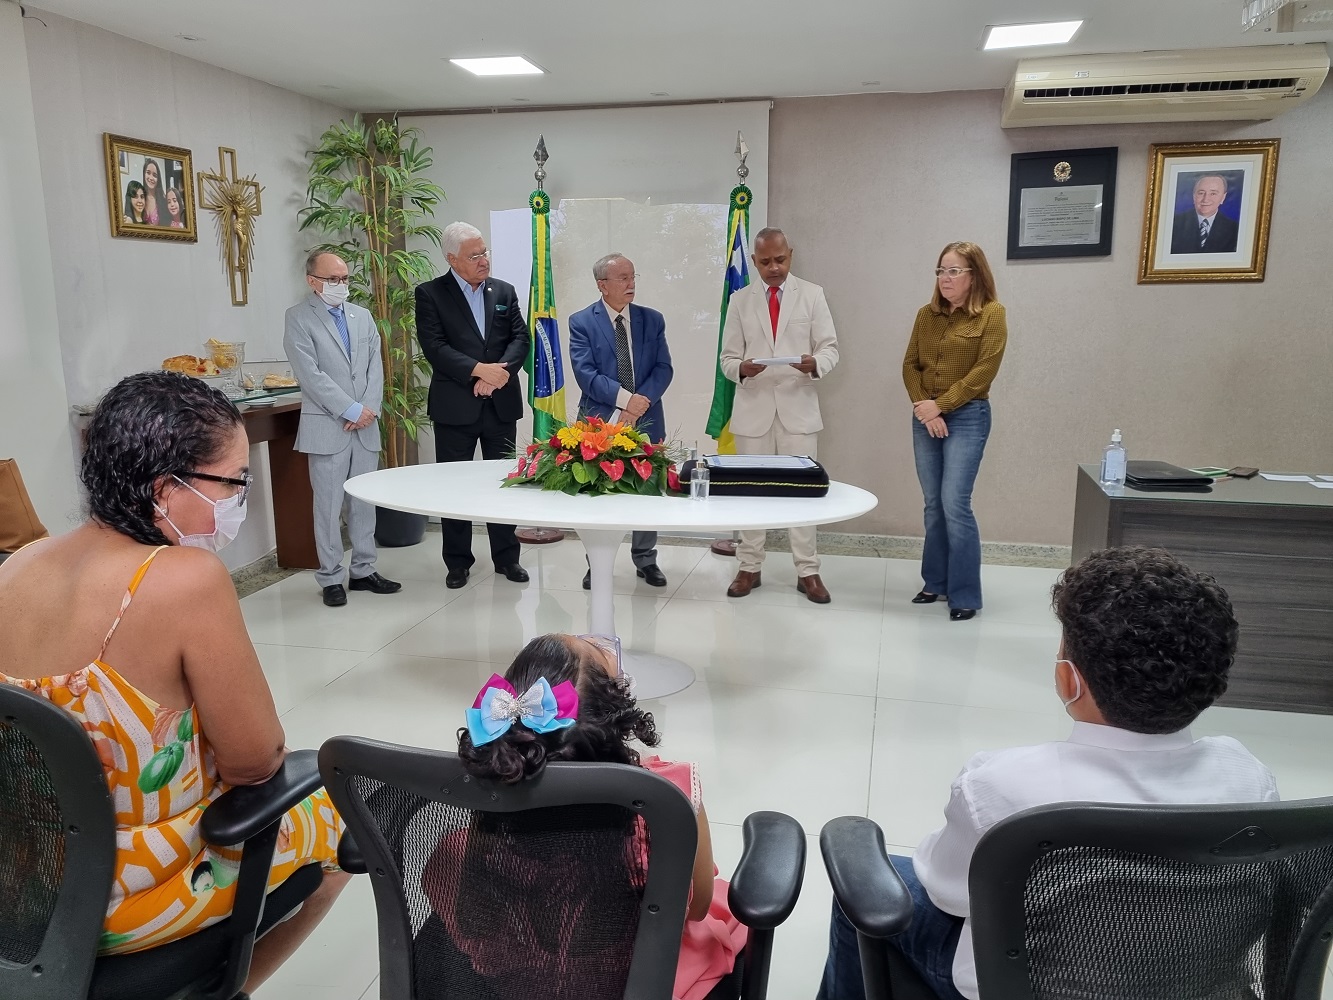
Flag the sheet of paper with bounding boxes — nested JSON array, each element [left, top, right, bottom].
[[1259, 473, 1314, 482], [753, 356, 803, 367], [709, 454, 817, 469]]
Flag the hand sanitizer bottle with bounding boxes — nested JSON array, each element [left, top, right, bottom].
[[690, 444, 710, 500], [1099, 429, 1126, 490]]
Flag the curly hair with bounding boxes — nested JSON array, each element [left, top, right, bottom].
[[81, 371, 242, 546], [1052, 547, 1238, 734], [458, 633, 660, 784]]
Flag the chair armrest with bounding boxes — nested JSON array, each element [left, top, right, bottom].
[[337, 830, 368, 874], [729, 811, 806, 929], [200, 748, 323, 846], [820, 816, 913, 938]]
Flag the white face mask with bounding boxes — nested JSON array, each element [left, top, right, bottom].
[[317, 281, 349, 307], [1056, 659, 1083, 708], [156, 477, 247, 552]]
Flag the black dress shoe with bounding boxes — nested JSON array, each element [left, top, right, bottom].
[[911, 591, 943, 604], [497, 563, 529, 583], [322, 584, 347, 607], [446, 568, 470, 589], [949, 608, 977, 621], [582, 569, 591, 590], [636, 564, 667, 587], [349, 572, 402, 595]]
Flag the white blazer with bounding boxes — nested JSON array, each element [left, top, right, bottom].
[[719, 274, 839, 437]]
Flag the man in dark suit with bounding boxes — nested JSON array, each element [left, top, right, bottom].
[[1169, 173, 1240, 254], [416, 222, 531, 589], [568, 252, 673, 589]]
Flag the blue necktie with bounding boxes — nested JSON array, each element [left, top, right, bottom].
[[330, 307, 352, 359]]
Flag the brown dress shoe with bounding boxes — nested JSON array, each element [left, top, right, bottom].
[[727, 570, 762, 598], [797, 574, 831, 604]]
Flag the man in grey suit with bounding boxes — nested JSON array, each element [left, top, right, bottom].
[[283, 250, 401, 607]]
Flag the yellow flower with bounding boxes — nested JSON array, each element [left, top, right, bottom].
[[612, 433, 638, 451], [557, 426, 583, 448]]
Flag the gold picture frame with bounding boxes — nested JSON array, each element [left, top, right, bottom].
[[1138, 139, 1279, 283], [103, 133, 198, 243]]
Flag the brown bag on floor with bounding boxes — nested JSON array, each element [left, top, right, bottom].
[[0, 458, 49, 553]]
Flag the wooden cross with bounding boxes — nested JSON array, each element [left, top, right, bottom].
[[197, 147, 264, 306]]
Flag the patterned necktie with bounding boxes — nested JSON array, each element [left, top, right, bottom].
[[1199, 218, 1211, 246], [768, 285, 780, 340], [614, 314, 634, 392], [330, 307, 352, 359]]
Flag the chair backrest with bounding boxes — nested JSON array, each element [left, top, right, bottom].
[[0, 683, 116, 999], [319, 736, 699, 1000], [969, 798, 1333, 1000]]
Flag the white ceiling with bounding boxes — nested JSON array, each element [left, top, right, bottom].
[[25, 0, 1333, 111]]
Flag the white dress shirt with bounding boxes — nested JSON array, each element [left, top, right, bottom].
[[912, 721, 1279, 1000], [605, 301, 636, 410]]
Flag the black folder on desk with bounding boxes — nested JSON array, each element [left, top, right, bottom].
[[1124, 461, 1214, 493]]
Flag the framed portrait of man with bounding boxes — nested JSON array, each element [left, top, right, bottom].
[[103, 133, 198, 243], [1138, 139, 1279, 283]]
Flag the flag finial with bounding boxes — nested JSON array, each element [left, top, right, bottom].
[[735, 132, 749, 183], [533, 135, 548, 189]]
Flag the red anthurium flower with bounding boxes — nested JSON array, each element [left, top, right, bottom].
[[525, 442, 541, 457], [642, 442, 655, 456], [600, 459, 625, 482], [555, 452, 573, 465], [515, 457, 528, 476], [549, 435, 561, 448], [666, 464, 680, 491], [580, 441, 599, 461], [631, 458, 653, 480]]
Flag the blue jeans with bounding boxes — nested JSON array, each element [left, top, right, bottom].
[[816, 855, 966, 1000], [911, 399, 991, 611]]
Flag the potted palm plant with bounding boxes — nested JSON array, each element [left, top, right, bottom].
[[299, 115, 445, 546]]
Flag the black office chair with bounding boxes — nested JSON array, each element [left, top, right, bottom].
[[822, 799, 1333, 1000], [0, 682, 328, 1000], [319, 736, 806, 1000]]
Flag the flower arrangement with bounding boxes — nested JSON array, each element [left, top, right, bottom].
[[503, 417, 683, 497]]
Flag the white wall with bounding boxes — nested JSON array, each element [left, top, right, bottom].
[[22, 9, 350, 567], [0, 0, 79, 533]]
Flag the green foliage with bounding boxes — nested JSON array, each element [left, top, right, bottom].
[[298, 116, 445, 467]]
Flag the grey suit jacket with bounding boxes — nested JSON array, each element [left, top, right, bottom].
[[283, 293, 384, 455]]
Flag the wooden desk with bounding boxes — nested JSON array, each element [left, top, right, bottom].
[[1072, 465, 1333, 715], [240, 399, 316, 570]]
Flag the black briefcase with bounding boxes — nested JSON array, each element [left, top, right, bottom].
[[680, 455, 831, 498]]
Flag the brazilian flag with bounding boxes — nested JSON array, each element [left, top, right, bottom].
[[524, 189, 567, 441], [704, 185, 752, 454]]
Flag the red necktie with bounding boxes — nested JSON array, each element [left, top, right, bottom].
[[767, 285, 780, 340]]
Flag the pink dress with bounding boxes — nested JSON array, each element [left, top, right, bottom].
[[642, 755, 748, 1000]]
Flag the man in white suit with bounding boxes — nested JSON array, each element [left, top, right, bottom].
[[719, 228, 840, 603], [283, 250, 401, 607]]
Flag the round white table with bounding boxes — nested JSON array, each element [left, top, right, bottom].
[[345, 459, 878, 698]]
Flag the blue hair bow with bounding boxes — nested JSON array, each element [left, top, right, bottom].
[[465, 674, 579, 747]]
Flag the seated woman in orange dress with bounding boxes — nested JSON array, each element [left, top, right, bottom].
[[422, 633, 746, 1000], [0, 370, 348, 994]]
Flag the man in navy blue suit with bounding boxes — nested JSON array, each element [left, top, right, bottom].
[[568, 253, 674, 589]]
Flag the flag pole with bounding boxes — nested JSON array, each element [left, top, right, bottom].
[[517, 134, 564, 545], [710, 133, 752, 558]]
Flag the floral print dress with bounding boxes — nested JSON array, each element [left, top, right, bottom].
[[0, 545, 342, 954]]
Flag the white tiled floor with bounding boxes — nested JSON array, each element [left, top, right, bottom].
[[246, 539, 1333, 1000]]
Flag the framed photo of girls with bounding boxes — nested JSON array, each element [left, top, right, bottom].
[[103, 133, 198, 243], [1138, 139, 1279, 284]]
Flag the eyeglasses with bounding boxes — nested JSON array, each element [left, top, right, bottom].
[[310, 274, 351, 285], [575, 633, 623, 677], [599, 273, 640, 283], [453, 249, 491, 263], [182, 471, 253, 506], [934, 267, 972, 278]]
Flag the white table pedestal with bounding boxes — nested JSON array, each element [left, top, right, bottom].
[[578, 528, 695, 699]]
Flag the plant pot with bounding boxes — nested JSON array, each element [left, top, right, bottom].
[[374, 506, 426, 548]]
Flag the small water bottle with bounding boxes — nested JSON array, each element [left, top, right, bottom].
[[689, 445, 710, 500], [1099, 428, 1127, 490]]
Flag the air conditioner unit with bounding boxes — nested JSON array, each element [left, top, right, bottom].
[[1001, 44, 1329, 127]]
